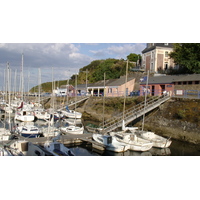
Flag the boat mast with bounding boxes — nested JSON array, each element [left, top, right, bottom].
[[7, 62, 11, 127], [27, 69, 30, 100], [21, 53, 24, 102], [142, 70, 149, 131], [122, 59, 129, 122], [38, 68, 41, 104], [75, 73, 78, 121], [67, 79, 69, 105], [102, 72, 106, 131], [13, 69, 17, 100]]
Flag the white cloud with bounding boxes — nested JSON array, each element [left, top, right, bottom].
[[107, 44, 146, 56], [89, 43, 146, 59], [0, 43, 92, 90]]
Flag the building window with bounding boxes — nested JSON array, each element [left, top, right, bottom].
[[164, 43, 168, 46], [150, 63, 154, 71], [195, 81, 199, 84], [183, 81, 187, 85], [165, 51, 169, 57], [108, 88, 112, 93], [188, 81, 192, 85], [151, 51, 154, 59], [178, 82, 182, 85]]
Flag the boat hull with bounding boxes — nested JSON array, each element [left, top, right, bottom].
[[21, 133, 40, 138]]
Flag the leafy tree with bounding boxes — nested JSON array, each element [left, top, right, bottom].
[[169, 43, 200, 73], [127, 53, 141, 62]]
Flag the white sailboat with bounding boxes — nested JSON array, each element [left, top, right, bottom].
[[130, 70, 172, 148], [15, 122, 42, 138], [60, 77, 82, 119], [34, 109, 51, 121], [15, 107, 35, 122], [92, 73, 129, 153], [14, 54, 35, 122], [93, 133, 129, 153], [134, 130, 172, 148], [42, 68, 75, 156], [60, 124, 84, 135], [109, 129, 153, 152], [61, 106, 82, 119], [106, 61, 153, 152], [60, 74, 84, 134]]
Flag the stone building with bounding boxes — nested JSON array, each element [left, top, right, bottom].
[[141, 43, 176, 73]]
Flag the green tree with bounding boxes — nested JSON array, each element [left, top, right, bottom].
[[169, 43, 200, 73], [127, 53, 141, 62]]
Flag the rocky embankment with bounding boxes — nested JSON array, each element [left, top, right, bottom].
[[75, 97, 200, 145], [142, 98, 200, 145]]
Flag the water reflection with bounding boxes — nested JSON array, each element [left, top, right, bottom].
[[103, 150, 152, 156], [70, 146, 100, 156], [149, 147, 171, 156]]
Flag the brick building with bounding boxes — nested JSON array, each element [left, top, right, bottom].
[[141, 43, 177, 73]]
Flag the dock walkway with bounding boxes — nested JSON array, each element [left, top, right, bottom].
[[0, 133, 105, 150]]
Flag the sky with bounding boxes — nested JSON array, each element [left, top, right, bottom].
[[0, 43, 146, 91]]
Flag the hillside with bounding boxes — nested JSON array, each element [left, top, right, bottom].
[[30, 58, 136, 93]]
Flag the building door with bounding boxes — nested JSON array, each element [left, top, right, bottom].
[[160, 85, 165, 95], [164, 62, 168, 70], [152, 86, 155, 96]]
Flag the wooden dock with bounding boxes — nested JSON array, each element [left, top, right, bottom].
[[0, 133, 106, 152]]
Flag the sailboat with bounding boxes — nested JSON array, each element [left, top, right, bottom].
[[33, 68, 51, 121], [107, 61, 153, 151], [60, 78, 82, 119], [14, 54, 35, 122], [14, 102, 35, 122], [109, 125, 153, 151], [61, 106, 82, 119], [14, 121, 42, 138], [60, 123, 84, 135], [60, 74, 84, 134], [42, 68, 75, 156], [92, 73, 129, 153], [92, 133, 130, 153], [134, 129, 172, 148], [127, 70, 172, 148]]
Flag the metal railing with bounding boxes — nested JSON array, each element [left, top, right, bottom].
[[99, 94, 170, 134]]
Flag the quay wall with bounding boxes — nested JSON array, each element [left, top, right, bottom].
[[75, 97, 200, 146]]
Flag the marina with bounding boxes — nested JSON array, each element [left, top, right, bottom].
[[0, 116, 200, 156]]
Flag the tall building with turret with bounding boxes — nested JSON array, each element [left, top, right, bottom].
[[141, 43, 176, 73]]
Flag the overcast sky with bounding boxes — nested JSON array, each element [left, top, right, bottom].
[[0, 43, 146, 91]]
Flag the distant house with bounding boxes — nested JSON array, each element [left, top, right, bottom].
[[53, 85, 75, 96], [85, 75, 135, 97], [141, 43, 177, 73], [140, 74, 200, 96]]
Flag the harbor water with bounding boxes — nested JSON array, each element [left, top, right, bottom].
[[69, 139, 200, 156], [1, 116, 200, 156]]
